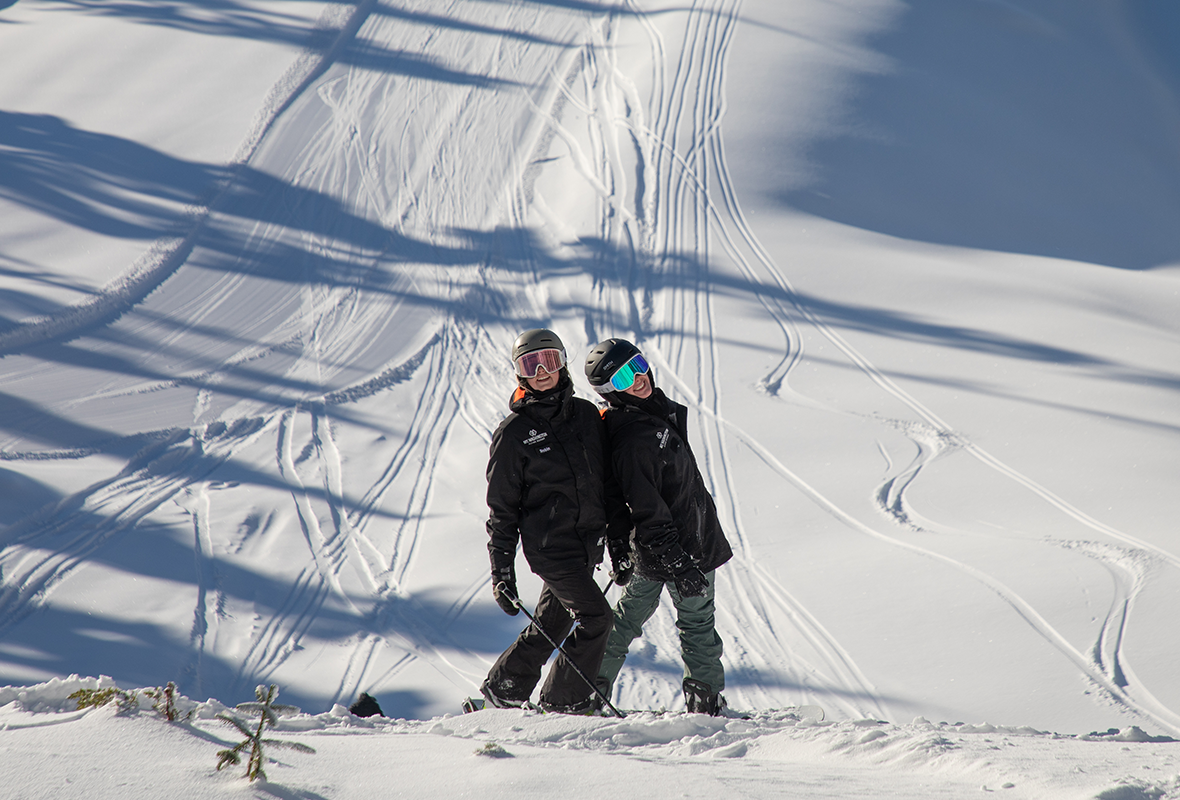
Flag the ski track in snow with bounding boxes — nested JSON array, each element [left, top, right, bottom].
[[0, 0, 1177, 734]]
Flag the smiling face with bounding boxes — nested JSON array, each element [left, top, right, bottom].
[[622, 371, 652, 399], [526, 365, 560, 393]]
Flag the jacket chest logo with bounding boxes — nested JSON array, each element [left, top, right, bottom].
[[524, 429, 549, 446], [656, 428, 670, 450]]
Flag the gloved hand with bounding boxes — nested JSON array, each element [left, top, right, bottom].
[[658, 542, 706, 597], [490, 546, 519, 616], [492, 580, 519, 616], [673, 565, 708, 598], [607, 537, 634, 586], [611, 555, 634, 587]]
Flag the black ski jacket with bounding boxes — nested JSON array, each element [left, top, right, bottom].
[[603, 389, 733, 581], [486, 379, 624, 579]]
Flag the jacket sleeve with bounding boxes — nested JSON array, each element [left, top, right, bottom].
[[485, 417, 523, 563], [611, 428, 688, 570]]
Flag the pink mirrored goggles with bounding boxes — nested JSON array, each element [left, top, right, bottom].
[[514, 347, 566, 378]]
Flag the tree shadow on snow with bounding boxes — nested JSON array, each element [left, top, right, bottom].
[[31, 0, 555, 84], [0, 491, 505, 718]]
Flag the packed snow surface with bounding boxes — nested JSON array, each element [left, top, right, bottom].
[[2, 0, 1180, 797], [2, 676, 1178, 799]]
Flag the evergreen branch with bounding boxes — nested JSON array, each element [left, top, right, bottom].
[[69, 687, 139, 714], [215, 741, 248, 771], [216, 713, 256, 739]]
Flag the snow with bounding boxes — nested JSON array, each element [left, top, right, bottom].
[[2, 0, 1179, 798], [2, 677, 1178, 800]]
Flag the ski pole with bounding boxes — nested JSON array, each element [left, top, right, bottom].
[[497, 582, 626, 718]]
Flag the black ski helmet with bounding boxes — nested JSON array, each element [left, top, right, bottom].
[[585, 338, 649, 404]]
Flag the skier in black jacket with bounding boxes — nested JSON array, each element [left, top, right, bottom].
[[585, 338, 734, 715], [481, 328, 624, 713]]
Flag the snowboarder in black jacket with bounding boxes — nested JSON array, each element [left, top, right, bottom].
[[585, 338, 734, 715], [481, 329, 625, 713]]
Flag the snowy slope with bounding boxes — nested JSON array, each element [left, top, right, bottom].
[[2, 3, 1179, 787]]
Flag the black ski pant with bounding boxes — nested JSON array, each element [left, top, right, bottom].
[[484, 566, 612, 708]]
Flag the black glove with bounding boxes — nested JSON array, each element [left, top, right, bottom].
[[611, 555, 634, 586], [658, 542, 706, 597], [489, 546, 519, 616], [492, 580, 519, 615], [607, 537, 634, 586], [673, 565, 708, 598]]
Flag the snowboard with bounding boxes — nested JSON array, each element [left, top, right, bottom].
[[464, 696, 824, 721], [462, 697, 543, 713], [717, 703, 824, 721], [788, 704, 825, 721]]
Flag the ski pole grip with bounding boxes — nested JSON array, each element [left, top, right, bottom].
[[494, 581, 521, 607]]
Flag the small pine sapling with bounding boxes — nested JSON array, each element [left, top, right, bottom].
[[142, 681, 189, 722], [215, 684, 315, 782]]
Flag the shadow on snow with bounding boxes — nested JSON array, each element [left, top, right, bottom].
[[766, 1, 1180, 271]]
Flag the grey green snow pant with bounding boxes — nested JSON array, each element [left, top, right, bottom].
[[595, 570, 724, 699]]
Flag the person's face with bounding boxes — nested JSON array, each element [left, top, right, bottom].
[[526, 365, 560, 393], [622, 371, 652, 399]]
